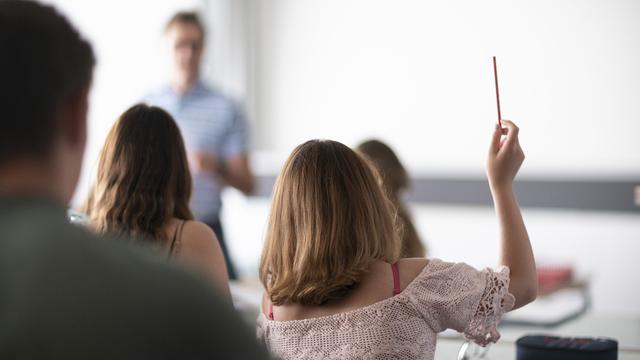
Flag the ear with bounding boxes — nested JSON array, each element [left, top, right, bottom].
[[62, 89, 89, 150]]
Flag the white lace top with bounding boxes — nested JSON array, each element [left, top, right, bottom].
[[256, 259, 515, 359]]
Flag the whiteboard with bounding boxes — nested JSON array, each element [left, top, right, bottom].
[[253, 0, 640, 178]]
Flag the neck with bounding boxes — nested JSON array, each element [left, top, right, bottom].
[[0, 160, 66, 204], [171, 74, 199, 94]]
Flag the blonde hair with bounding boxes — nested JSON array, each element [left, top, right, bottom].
[[82, 104, 193, 242], [260, 140, 400, 306]]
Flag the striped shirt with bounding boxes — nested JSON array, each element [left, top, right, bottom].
[[144, 81, 248, 222]]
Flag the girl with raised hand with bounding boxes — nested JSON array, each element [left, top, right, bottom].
[[257, 120, 536, 359]]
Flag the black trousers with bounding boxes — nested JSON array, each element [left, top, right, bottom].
[[205, 220, 238, 280]]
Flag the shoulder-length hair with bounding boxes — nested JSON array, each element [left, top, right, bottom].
[[260, 140, 400, 306], [83, 104, 193, 241]]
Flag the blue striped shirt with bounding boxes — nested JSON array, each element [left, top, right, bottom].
[[143, 81, 248, 222]]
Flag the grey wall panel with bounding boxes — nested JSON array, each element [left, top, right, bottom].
[[253, 176, 640, 213]]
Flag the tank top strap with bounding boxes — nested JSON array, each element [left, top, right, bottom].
[[391, 262, 401, 296], [268, 303, 274, 320], [168, 220, 186, 259]]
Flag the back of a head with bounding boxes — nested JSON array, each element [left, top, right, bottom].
[[356, 140, 409, 199], [166, 11, 205, 37], [357, 140, 427, 258], [260, 140, 400, 306], [0, 0, 94, 166], [85, 104, 193, 241]]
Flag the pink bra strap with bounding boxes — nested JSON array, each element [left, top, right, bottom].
[[391, 262, 401, 296], [268, 303, 274, 320]]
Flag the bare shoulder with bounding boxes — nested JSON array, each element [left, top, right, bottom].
[[177, 220, 231, 298], [180, 220, 219, 251], [182, 220, 216, 237]]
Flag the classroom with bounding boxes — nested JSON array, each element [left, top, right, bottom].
[[1, 0, 638, 358]]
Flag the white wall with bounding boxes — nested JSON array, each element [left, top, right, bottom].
[[222, 189, 640, 316], [254, 0, 640, 178]]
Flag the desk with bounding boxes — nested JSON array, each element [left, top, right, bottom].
[[436, 314, 640, 359], [436, 340, 640, 360]]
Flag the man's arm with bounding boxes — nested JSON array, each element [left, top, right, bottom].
[[217, 100, 254, 194], [221, 153, 254, 195], [191, 152, 254, 195]]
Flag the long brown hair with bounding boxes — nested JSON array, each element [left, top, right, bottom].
[[83, 104, 193, 242], [357, 139, 427, 258], [356, 140, 408, 202], [260, 140, 400, 306]]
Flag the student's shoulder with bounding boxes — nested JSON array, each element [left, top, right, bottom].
[[398, 258, 487, 294], [182, 219, 215, 237], [180, 220, 218, 249], [396, 258, 429, 290], [398, 257, 472, 277], [397, 257, 429, 275]]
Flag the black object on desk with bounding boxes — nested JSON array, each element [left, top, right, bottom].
[[517, 335, 617, 360]]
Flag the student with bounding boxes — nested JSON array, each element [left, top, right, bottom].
[[83, 104, 231, 299], [0, 1, 267, 358], [144, 12, 254, 280], [257, 122, 536, 359], [356, 139, 427, 258]]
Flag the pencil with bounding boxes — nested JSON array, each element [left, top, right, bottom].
[[493, 56, 502, 128]]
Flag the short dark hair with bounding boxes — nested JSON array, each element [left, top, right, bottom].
[[165, 11, 205, 38], [0, 1, 95, 165]]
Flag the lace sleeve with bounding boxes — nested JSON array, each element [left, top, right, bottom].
[[405, 259, 514, 345], [463, 267, 515, 346]]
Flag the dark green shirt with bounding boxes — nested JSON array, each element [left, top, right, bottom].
[[0, 196, 268, 359]]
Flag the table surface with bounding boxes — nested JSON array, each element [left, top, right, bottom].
[[435, 339, 640, 360], [437, 313, 640, 359]]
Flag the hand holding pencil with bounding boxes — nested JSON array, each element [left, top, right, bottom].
[[487, 120, 524, 190], [487, 57, 536, 310], [487, 56, 523, 189]]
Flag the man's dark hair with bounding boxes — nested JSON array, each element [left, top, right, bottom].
[[165, 11, 205, 38], [0, 1, 95, 165]]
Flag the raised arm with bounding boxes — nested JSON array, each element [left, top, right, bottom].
[[486, 120, 537, 309]]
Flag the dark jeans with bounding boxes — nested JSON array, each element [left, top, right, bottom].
[[205, 220, 238, 280]]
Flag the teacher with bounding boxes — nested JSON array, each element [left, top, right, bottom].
[[144, 12, 254, 279]]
